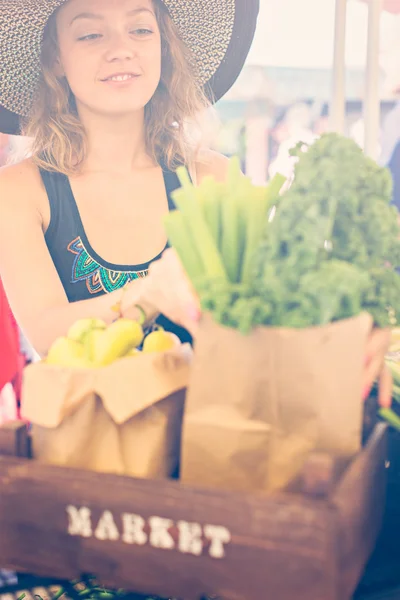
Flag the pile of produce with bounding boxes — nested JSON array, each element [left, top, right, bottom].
[[44, 317, 180, 368], [165, 133, 400, 333], [15, 577, 160, 600]]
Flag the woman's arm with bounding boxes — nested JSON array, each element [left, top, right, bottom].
[[0, 162, 146, 356], [0, 152, 230, 356]]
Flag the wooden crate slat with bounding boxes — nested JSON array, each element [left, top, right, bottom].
[[0, 456, 337, 600], [0, 422, 388, 600], [0, 423, 29, 458], [334, 423, 388, 598]]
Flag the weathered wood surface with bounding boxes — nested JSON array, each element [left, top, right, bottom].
[[0, 422, 388, 600], [334, 423, 388, 598], [0, 421, 29, 458]]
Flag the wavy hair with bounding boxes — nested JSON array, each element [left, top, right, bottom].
[[23, 0, 212, 174]]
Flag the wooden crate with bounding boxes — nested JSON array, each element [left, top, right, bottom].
[[0, 421, 388, 600]]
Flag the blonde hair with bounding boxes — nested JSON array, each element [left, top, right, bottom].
[[23, 0, 212, 175]]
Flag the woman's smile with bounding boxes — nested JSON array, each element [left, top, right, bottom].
[[101, 72, 141, 86]]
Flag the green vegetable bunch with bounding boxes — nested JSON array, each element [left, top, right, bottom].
[[252, 133, 400, 329], [165, 134, 400, 333], [164, 158, 286, 288]]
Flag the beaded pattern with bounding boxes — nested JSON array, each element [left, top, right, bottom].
[[0, 0, 235, 118], [67, 236, 148, 295]]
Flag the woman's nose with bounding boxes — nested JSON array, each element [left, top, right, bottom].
[[104, 35, 136, 62]]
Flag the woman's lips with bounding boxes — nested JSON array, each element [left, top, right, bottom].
[[101, 73, 140, 84]]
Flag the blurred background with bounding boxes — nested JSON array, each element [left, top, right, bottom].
[[3, 0, 400, 187], [206, 0, 400, 185]]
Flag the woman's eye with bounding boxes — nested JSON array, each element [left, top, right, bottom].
[[77, 33, 102, 41], [131, 28, 153, 36]]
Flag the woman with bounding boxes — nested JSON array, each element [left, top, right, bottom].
[[0, 0, 391, 406], [0, 0, 257, 354]]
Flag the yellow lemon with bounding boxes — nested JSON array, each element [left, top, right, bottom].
[[46, 337, 92, 368], [84, 328, 106, 365], [92, 318, 144, 366], [67, 318, 106, 343], [142, 330, 180, 353]]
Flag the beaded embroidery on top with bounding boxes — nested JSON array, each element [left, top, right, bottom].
[[67, 236, 148, 295], [0, 0, 235, 118]]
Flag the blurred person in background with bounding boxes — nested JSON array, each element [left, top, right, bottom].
[[380, 94, 400, 167], [380, 94, 400, 210], [268, 102, 317, 179], [387, 137, 400, 211]]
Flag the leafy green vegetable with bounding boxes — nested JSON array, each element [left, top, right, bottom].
[[252, 133, 400, 329], [166, 133, 400, 333], [235, 134, 400, 331]]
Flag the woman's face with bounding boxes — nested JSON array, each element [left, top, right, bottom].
[[55, 0, 162, 118]]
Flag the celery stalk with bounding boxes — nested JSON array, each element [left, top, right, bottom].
[[219, 158, 243, 282], [198, 176, 222, 249], [264, 172, 287, 207], [164, 211, 205, 283], [171, 169, 228, 281], [240, 174, 286, 284], [228, 156, 242, 190], [241, 191, 269, 284], [236, 176, 254, 282], [220, 192, 240, 282], [379, 407, 400, 432], [387, 360, 400, 385]]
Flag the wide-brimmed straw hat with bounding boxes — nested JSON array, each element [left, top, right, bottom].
[[0, 0, 259, 135]]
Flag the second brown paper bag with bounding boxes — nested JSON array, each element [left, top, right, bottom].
[[22, 345, 191, 479], [181, 313, 372, 493]]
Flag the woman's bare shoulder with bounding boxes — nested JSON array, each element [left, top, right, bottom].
[[195, 148, 231, 184], [0, 158, 46, 218], [0, 157, 42, 190]]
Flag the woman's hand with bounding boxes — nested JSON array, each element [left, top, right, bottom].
[[363, 328, 392, 407], [122, 248, 201, 337]]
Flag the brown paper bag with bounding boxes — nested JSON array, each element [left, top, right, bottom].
[[181, 313, 372, 493], [21, 345, 192, 479]]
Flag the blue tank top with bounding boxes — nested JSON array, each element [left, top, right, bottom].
[[40, 165, 192, 344]]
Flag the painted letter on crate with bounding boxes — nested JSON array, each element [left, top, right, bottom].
[[148, 516, 175, 550], [204, 525, 232, 558], [95, 510, 120, 541], [122, 513, 147, 545], [177, 521, 203, 556], [66, 505, 93, 538]]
